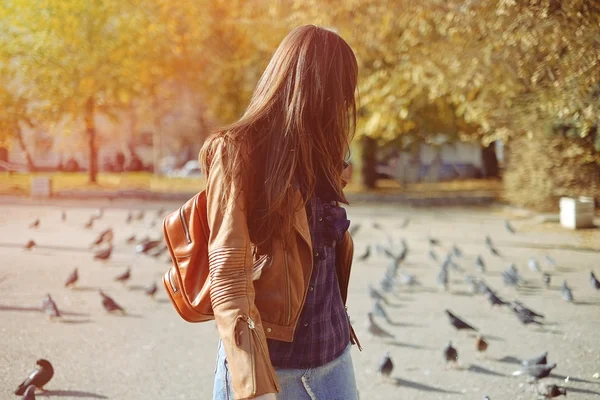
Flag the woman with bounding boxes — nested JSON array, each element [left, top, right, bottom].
[[200, 25, 361, 400]]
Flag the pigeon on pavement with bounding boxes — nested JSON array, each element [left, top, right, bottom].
[[24, 240, 36, 250], [372, 300, 393, 324], [486, 290, 508, 307], [445, 310, 477, 331], [543, 273, 551, 288], [475, 255, 486, 273], [93, 245, 113, 261], [505, 220, 516, 233], [512, 307, 544, 326], [378, 352, 394, 378], [126, 235, 136, 244], [114, 267, 131, 283], [41, 294, 60, 319], [29, 219, 40, 229], [528, 257, 541, 273], [561, 280, 573, 303], [522, 351, 548, 366], [452, 244, 463, 258], [83, 218, 94, 229], [366, 312, 394, 339], [99, 290, 125, 313], [91, 228, 113, 247], [475, 335, 488, 354], [145, 282, 158, 298], [544, 255, 557, 268], [357, 245, 371, 261], [136, 240, 162, 254], [64, 268, 78, 288], [61, 211, 67, 222], [513, 301, 545, 319], [443, 341, 458, 365], [429, 249, 438, 262], [22, 384, 36, 400], [537, 383, 567, 398], [590, 271, 600, 290], [437, 265, 449, 291], [399, 217, 410, 229], [14, 359, 54, 395], [136, 210, 145, 220], [126, 211, 133, 224], [428, 235, 440, 246], [512, 363, 556, 380]]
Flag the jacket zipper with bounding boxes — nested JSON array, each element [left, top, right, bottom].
[[283, 250, 292, 325], [179, 206, 192, 244], [247, 317, 257, 396]]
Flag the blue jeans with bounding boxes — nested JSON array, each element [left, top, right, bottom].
[[213, 341, 359, 400]]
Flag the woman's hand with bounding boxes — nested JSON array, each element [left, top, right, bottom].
[[254, 393, 276, 400]]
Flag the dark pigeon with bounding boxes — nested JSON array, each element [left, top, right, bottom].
[[590, 271, 600, 290], [512, 363, 556, 380], [91, 228, 113, 247], [445, 309, 477, 331], [476, 335, 488, 353], [544, 255, 557, 268], [24, 240, 36, 250], [22, 384, 36, 400], [14, 359, 54, 395], [513, 301, 545, 319], [485, 235, 493, 247], [522, 351, 548, 366], [428, 235, 440, 246], [136, 210, 145, 220], [29, 219, 40, 229], [93, 245, 113, 261], [349, 223, 361, 237], [64, 268, 78, 288], [136, 240, 162, 255], [512, 307, 543, 326], [487, 291, 508, 307], [537, 383, 567, 398], [99, 290, 125, 313], [41, 294, 60, 318], [378, 352, 394, 378], [443, 341, 458, 364], [114, 267, 131, 283]]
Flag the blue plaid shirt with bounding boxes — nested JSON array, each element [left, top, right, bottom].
[[267, 195, 351, 368]]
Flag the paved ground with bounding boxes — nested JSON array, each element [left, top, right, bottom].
[[1, 200, 599, 400]]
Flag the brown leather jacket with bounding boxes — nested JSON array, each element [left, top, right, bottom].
[[204, 142, 359, 399]]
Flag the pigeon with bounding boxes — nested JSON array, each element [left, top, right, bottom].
[[24, 240, 36, 250], [475, 256, 486, 273], [29, 219, 40, 229], [126, 235, 136, 244], [485, 234, 494, 247], [505, 220, 516, 233], [383, 247, 396, 260], [445, 309, 477, 331], [136, 210, 145, 220], [64, 268, 78, 288], [92, 208, 104, 220], [366, 312, 394, 339], [93, 245, 113, 261], [512, 307, 543, 326], [368, 285, 389, 305], [14, 359, 54, 395], [512, 363, 556, 380], [464, 275, 481, 294], [398, 217, 410, 229], [41, 294, 60, 319], [522, 351, 548, 366], [487, 290, 508, 307], [528, 257, 541, 273], [136, 239, 162, 254], [543, 273, 551, 288], [400, 271, 420, 287], [478, 281, 495, 297], [537, 383, 567, 398], [396, 242, 408, 264], [126, 211, 133, 224], [437, 265, 449, 291], [560, 280, 573, 303], [503, 271, 520, 287], [452, 244, 463, 258], [156, 207, 166, 217], [145, 282, 158, 298], [590, 271, 600, 290], [429, 249, 438, 262], [22, 384, 36, 400], [91, 228, 113, 247], [513, 301, 545, 319], [372, 300, 392, 324], [487, 242, 501, 258], [544, 255, 557, 268], [475, 335, 488, 353], [83, 218, 94, 229], [428, 235, 440, 246], [114, 267, 131, 283], [357, 245, 371, 261], [99, 290, 125, 313], [61, 211, 67, 222], [443, 341, 458, 365], [378, 352, 394, 378], [372, 221, 383, 230]]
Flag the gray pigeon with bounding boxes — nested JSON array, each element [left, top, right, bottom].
[[61, 211, 67, 222], [485, 235, 493, 247], [399, 217, 410, 229], [522, 351, 548, 366], [437, 265, 449, 291], [372, 300, 392, 324], [513, 301, 545, 319], [429, 249, 438, 262], [505, 220, 516, 233], [378, 352, 394, 378], [544, 255, 557, 268], [357, 245, 371, 261], [443, 341, 458, 365], [475, 255, 486, 273], [512, 363, 556, 380], [99, 290, 125, 313], [560, 280, 573, 303], [452, 244, 463, 258], [22, 384, 36, 400], [537, 382, 567, 398], [511, 307, 543, 326], [590, 271, 600, 290], [368, 284, 388, 304], [400, 271, 419, 287], [41, 294, 60, 319], [366, 312, 394, 339], [543, 273, 551, 288]]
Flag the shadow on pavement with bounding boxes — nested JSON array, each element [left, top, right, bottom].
[[392, 377, 461, 394], [72, 286, 100, 292], [567, 387, 600, 396], [550, 373, 600, 385], [495, 355, 521, 365], [386, 340, 431, 350], [466, 364, 507, 377], [41, 389, 108, 398], [60, 319, 93, 324], [0, 305, 89, 317]]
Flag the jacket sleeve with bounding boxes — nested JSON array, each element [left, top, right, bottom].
[[204, 142, 279, 399]]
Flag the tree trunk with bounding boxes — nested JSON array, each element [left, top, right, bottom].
[[361, 137, 378, 188], [16, 125, 36, 171], [85, 97, 98, 183], [481, 142, 499, 178]]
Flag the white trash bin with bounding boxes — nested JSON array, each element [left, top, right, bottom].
[[559, 196, 595, 229]]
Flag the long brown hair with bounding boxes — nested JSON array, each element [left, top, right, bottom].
[[200, 25, 358, 249]]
